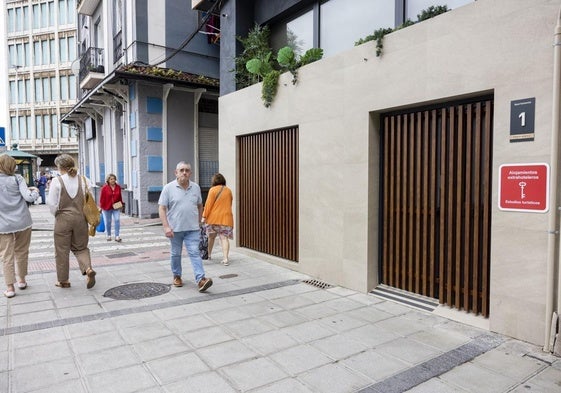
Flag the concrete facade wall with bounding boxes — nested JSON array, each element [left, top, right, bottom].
[[219, 0, 560, 345]]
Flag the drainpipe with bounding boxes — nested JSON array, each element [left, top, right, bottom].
[[163, 83, 173, 183], [545, 6, 561, 353]]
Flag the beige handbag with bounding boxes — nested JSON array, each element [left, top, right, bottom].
[[112, 201, 123, 210], [82, 176, 100, 235]]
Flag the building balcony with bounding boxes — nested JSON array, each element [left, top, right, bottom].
[[77, 0, 101, 16], [192, 0, 216, 11], [79, 47, 105, 90]]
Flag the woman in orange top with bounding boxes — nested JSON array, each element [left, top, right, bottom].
[[201, 173, 233, 265]]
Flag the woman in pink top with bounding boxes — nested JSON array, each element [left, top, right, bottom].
[[201, 173, 233, 265]]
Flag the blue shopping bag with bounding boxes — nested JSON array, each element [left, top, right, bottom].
[[96, 213, 105, 233]]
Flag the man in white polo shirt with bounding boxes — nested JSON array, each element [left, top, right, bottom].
[[158, 161, 213, 292]]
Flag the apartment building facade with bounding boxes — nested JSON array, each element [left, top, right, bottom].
[[4, 0, 79, 171], [63, 0, 220, 217]]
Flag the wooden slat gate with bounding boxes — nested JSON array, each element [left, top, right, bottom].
[[238, 127, 299, 262], [380, 98, 493, 317]]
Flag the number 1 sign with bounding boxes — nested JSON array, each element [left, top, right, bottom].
[[510, 98, 535, 142]]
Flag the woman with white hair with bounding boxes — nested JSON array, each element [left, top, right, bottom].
[[0, 154, 39, 298]]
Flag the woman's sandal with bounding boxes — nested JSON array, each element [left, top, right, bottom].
[[17, 282, 27, 290], [4, 290, 15, 298], [221, 259, 230, 266], [55, 282, 71, 288]]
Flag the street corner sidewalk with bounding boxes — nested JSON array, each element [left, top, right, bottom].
[[30, 203, 162, 230]]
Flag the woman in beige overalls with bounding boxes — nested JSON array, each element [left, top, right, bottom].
[[46, 154, 96, 288]]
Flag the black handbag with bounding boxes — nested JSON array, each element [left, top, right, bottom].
[[199, 226, 209, 260]]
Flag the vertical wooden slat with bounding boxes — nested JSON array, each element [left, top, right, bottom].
[[455, 105, 463, 309], [399, 115, 409, 289], [481, 101, 492, 317], [414, 112, 422, 293], [389, 116, 396, 285], [421, 111, 429, 296], [383, 117, 391, 284], [429, 110, 437, 298], [463, 104, 473, 311], [472, 102, 482, 313], [439, 108, 447, 305], [408, 113, 415, 291], [395, 115, 402, 287]]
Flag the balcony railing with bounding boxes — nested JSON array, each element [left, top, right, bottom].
[[79, 47, 105, 89]]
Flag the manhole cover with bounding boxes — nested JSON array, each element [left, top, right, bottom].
[[103, 282, 171, 300]]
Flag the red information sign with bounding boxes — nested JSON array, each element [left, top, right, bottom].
[[498, 163, 549, 212]]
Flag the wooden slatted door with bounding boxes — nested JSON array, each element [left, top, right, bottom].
[[238, 127, 299, 262], [380, 98, 493, 317]]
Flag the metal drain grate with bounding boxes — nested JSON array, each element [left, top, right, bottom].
[[106, 252, 137, 259], [218, 274, 238, 279], [302, 279, 333, 289], [370, 284, 439, 312], [103, 282, 171, 300]]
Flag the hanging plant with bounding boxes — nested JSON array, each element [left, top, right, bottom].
[[355, 5, 448, 57], [244, 44, 323, 107]]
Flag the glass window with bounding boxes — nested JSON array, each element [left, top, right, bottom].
[[9, 45, 16, 67], [43, 78, 51, 101], [50, 39, 56, 64], [25, 79, 31, 104], [35, 78, 43, 102], [60, 76, 68, 100], [9, 81, 16, 104], [42, 40, 49, 64], [61, 123, 69, 138], [49, 1, 55, 26], [7, 9, 15, 33], [16, 44, 24, 67], [40, 3, 47, 28], [44, 115, 51, 138], [24, 43, 30, 66], [68, 0, 75, 24], [36, 115, 43, 138], [68, 36, 76, 61], [34, 41, 41, 66], [59, 37, 67, 62], [406, 0, 473, 20], [51, 115, 58, 138], [15, 7, 22, 32], [33, 5, 40, 29], [320, 0, 394, 57], [50, 77, 58, 100], [271, 8, 313, 57], [23, 6, 29, 31], [19, 117, 26, 138], [69, 75, 76, 99], [26, 116, 32, 139], [58, 0, 67, 25], [17, 80, 24, 104], [11, 117, 18, 140]]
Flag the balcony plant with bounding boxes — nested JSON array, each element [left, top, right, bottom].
[[355, 5, 449, 57]]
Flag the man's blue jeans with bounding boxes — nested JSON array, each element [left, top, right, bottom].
[[169, 230, 205, 283]]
